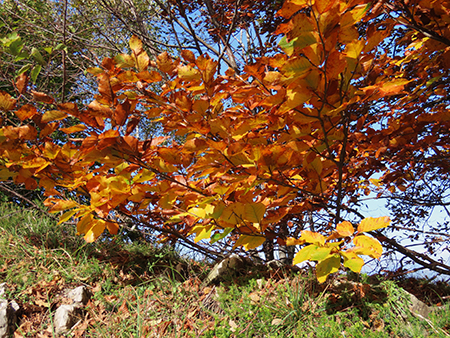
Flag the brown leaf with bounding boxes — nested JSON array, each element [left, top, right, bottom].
[[16, 72, 29, 94], [31, 90, 54, 104], [0, 91, 17, 111]]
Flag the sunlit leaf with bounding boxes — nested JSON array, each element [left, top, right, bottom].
[[293, 244, 318, 265], [234, 235, 266, 251], [84, 219, 106, 243], [0, 91, 16, 111], [357, 217, 390, 233], [341, 250, 365, 273], [244, 202, 266, 223], [316, 254, 340, 283], [300, 230, 325, 245], [353, 235, 383, 259], [336, 221, 355, 237], [42, 110, 67, 123]]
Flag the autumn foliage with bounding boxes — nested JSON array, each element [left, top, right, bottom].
[[1, 0, 450, 281]]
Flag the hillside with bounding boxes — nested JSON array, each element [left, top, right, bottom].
[[0, 204, 449, 337]]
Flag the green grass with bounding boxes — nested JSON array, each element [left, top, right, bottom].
[[0, 203, 449, 337]]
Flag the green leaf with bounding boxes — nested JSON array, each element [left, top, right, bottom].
[[9, 38, 23, 56], [279, 33, 317, 56], [310, 246, 332, 261], [54, 43, 66, 51], [17, 64, 32, 76], [14, 51, 30, 62], [44, 47, 53, 54], [210, 227, 233, 244], [30, 65, 42, 83], [31, 47, 46, 65]]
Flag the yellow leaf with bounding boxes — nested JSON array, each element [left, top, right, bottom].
[[293, 244, 318, 265], [220, 202, 244, 225], [316, 254, 340, 283], [129, 35, 143, 55], [340, 4, 370, 28], [76, 213, 93, 236], [300, 230, 325, 245], [336, 221, 354, 237], [340, 250, 365, 273], [58, 209, 77, 225], [41, 110, 67, 123], [191, 224, 213, 243], [188, 207, 207, 219], [357, 217, 390, 233], [234, 235, 266, 251], [178, 65, 201, 81], [49, 199, 78, 213], [344, 40, 365, 59], [84, 219, 106, 243], [286, 237, 305, 246], [244, 202, 266, 223], [353, 235, 383, 259], [133, 169, 155, 183], [136, 51, 149, 72]]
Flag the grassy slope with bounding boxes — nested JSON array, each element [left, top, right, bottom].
[[0, 203, 449, 338]]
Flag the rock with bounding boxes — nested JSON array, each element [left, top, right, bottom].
[[0, 299, 18, 338], [204, 254, 245, 284], [266, 259, 285, 270], [405, 291, 433, 319], [54, 286, 91, 334], [0, 284, 6, 299], [54, 304, 83, 334], [67, 286, 91, 305]]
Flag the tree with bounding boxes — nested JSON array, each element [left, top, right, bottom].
[[1, 0, 449, 281]]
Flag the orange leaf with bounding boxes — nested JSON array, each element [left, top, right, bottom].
[[60, 124, 86, 134], [15, 72, 29, 94], [336, 221, 354, 237], [0, 91, 16, 111], [49, 199, 78, 213], [31, 90, 54, 104], [14, 104, 37, 121]]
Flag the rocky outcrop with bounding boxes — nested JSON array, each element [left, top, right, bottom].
[[204, 254, 247, 284], [0, 283, 19, 338], [54, 286, 91, 334]]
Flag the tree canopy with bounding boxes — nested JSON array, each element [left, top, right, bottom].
[[0, 0, 449, 281]]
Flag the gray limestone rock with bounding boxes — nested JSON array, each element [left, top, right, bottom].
[[0, 299, 17, 338], [54, 304, 83, 334], [406, 291, 433, 319], [67, 286, 91, 305], [205, 254, 245, 284]]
